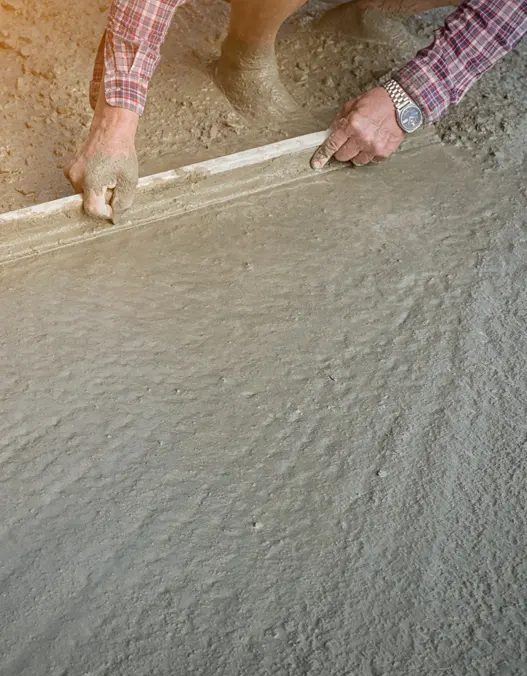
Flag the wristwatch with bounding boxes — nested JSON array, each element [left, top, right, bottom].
[[383, 79, 423, 133]]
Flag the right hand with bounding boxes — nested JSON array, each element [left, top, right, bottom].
[[65, 102, 139, 222], [311, 87, 405, 170]]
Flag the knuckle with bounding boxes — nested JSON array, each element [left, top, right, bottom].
[[83, 203, 100, 218], [323, 140, 339, 155], [64, 164, 84, 192], [83, 202, 109, 221], [362, 130, 375, 146], [64, 162, 78, 182], [349, 116, 363, 133]]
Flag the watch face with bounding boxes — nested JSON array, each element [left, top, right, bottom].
[[399, 105, 423, 133]]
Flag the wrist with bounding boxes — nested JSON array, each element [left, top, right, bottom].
[[392, 66, 439, 124], [91, 78, 139, 141], [92, 102, 139, 137], [382, 79, 423, 133]]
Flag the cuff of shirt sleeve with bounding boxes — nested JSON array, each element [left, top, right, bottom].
[[393, 59, 451, 125], [89, 72, 148, 116]]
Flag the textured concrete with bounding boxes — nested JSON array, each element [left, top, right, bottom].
[[1, 146, 526, 675]]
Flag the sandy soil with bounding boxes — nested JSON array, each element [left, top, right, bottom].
[[1, 0, 525, 213], [1, 143, 527, 675]]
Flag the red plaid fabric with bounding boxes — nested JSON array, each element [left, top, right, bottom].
[[90, 0, 188, 115], [91, 0, 526, 122], [395, 0, 527, 123]]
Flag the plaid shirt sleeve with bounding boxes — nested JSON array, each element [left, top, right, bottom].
[[394, 0, 527, 124], [90, 0, 188, 116]]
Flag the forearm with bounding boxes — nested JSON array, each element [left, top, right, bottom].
[[394, 0, 527, 123], [90, 0, 188, 116]]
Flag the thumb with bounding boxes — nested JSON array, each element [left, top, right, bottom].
[[83, 186, 112, 220]]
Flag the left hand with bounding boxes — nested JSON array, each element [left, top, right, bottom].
[[311, 87, 405, 169]]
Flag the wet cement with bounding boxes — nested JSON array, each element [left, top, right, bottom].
[[1, 145, 527, 675]]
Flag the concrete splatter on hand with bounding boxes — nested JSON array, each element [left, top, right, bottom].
[[311, 87, 404, 169], [65, 83, 139, 223]]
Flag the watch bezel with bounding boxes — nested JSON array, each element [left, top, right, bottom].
[[397, 103, 424, 134]]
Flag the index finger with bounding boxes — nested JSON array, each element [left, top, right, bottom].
[[310, 126, 351, 170]]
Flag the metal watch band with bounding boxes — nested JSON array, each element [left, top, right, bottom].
[[383, 79, 415, 112]]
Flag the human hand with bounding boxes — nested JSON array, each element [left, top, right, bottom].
[[65, 101, 139, 222], [311, 87, 405, 169]]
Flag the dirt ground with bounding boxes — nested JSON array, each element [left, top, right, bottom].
[[1, 0, 526, 213]]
